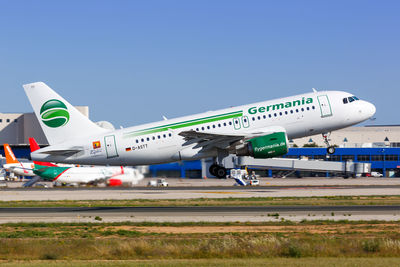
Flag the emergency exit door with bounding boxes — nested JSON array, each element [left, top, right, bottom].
[[104, 135, 119, 158], [317, 95, 333, 118]]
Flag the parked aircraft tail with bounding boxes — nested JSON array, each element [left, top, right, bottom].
[[23, 82, 107, 145], [4, 144, 19, 164], [28, 137, 58, 167]]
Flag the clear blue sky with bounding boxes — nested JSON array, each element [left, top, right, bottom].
[[1, 0, 399, 127]]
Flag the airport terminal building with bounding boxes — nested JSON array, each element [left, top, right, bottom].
[[1, 108, 400, 178]]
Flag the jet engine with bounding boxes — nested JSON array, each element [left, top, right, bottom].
[[235, 132, 289, 158]]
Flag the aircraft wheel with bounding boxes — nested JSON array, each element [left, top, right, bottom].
[[327, 146, 336, 154], [215, 167, 227, 179], [209, 164, 219, 176]]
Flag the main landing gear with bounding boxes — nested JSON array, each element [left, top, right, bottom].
[[209, 164, 227, 179], [322, 133, 336, 154]]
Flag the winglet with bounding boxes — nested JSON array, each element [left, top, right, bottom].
[[29, 137, 58, 167], [4, 144, 19, 164]]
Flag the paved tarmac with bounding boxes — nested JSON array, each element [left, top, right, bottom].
[[0, 205, 399, 223], [1, 178, 399, 222], [1, 183, 400, 201]]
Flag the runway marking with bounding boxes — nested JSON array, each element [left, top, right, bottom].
[[196, 191, 246, 194]]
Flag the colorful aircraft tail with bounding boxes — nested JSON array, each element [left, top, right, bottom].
[[29, 137, 58, 167], [23, 82, 107, 145], [4, 144, 19, 164], [4, 143, 29, 174]]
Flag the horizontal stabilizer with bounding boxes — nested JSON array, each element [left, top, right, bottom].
[[34, 149, 82, 156]]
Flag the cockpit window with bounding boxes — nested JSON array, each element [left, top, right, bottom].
[[344, 96, 359, 104]]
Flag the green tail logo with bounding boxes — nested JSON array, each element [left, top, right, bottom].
[[40, 99, 70, 128]]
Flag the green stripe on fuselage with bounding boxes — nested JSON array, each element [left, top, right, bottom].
[[123, 111, 243, 138]]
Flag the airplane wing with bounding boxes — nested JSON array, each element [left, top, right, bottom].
[[179, 126, 286, 152]]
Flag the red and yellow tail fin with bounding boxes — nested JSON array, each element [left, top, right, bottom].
[[28, 137, 58, 167], [4, 144, 19, 164]]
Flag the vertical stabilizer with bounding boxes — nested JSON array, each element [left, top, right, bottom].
[[23, 82, 107, 145], [29, 137, 58, 167], [4, 144, 19, 164]]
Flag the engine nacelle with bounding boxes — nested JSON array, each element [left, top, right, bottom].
[[236, 132, 288, 158], [108, 178, 122, 187]]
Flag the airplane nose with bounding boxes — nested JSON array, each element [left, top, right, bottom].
[[365, 101, 376, 118], [361, 101, 376, 119]]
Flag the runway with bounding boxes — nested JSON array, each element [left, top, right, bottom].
[[1, 184, 400, 201], [0, 205, 399, 223]]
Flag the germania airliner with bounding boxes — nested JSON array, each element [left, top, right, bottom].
[[24, 82, 376, 178]]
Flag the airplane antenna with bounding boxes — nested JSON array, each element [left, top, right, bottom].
[[162, 116, 168, 121], [312, 88, 318, 92]]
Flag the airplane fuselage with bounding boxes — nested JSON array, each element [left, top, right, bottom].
[[32, 90, 375, 166]]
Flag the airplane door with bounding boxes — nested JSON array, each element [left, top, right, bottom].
[[104, 135, 119, 158], [317, 95, 333, 118]]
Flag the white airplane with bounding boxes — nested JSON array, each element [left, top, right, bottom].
[[28, 137, 144, 186], [24, 82, 376, 178], [2, 143, 35, 177]]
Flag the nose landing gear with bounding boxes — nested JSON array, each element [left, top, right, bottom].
[[322, 133, 336, 154]]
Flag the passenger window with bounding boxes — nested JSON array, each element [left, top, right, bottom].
[[269, 114, 272, 118], [136, 140, 139, 143], [223, 123, 227, 126], [290, 110, 293, 114], [274, 113, 277, 117], [285, 111, 288, 115], [301, 108, 304, 112], [163, 134, 166, 138], [207, 126, 210, 129], [141, 138, 144, 142], [306, 107, 310, 111], [279, 112, 282, 116], [169, 133, 172, 137], [212, 125, 215, 128], [257, 116, 261, 120], [263, 115, 266, 119]]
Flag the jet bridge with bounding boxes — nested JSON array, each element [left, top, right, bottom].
[[233, 157, 371, 177], [208, 156, 371, 177]]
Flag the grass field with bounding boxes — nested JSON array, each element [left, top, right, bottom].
[[1, 195, 400, 207], [1, 258, 400, 267], [0, 221, 399, 261]]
